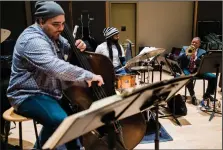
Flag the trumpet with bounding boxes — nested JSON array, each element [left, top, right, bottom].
[[185, 45, 196, 56]]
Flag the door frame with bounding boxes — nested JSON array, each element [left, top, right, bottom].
[[24, 1, 32, 26], [105, 1, 139, 57], [193, 1, 198, 37]]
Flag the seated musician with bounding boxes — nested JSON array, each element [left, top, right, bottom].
[[6, 1, 104, 149], [178, 37, 217, 107], [95, 27, 127, 75]]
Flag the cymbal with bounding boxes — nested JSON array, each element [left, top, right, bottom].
[[131, 66, 153, 71], [127, 48, 165, 65], [1, 29, 11, 43]]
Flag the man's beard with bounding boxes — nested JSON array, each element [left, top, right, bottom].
[[111, 39, 119, 44]]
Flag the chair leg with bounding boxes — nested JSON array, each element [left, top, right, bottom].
[[19, 122, 23, 150], [33, 120, 41, 149], [203, 79, 205, 96], [4, 121, 10, 150]]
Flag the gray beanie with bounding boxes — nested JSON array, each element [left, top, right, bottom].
[[34, 1, 65, 19]]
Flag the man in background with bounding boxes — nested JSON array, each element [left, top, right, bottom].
[[178, 37, 217, 108]]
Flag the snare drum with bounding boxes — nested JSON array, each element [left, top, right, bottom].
[[115, 74, 136, 89]]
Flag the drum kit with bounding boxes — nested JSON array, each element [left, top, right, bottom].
[[115, 48, 165, 92]]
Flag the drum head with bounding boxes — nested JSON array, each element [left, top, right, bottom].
[[116, 73, 136, 77]]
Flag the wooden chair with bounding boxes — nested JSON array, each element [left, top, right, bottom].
[[3, 107, 40, 150]]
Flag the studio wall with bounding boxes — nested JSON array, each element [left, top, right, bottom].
[[137, 1, 194, 54]]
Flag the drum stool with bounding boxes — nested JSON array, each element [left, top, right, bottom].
[[3, 107, 41, 150]]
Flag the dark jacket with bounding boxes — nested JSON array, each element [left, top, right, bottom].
[[178, 46, 206, 73]]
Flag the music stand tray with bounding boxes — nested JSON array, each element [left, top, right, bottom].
[[196, 50, 222, 121], [42, 76, 191, 150], [197, 50, 222, 74], [156, 56, 171, 76], [165, 58, 183, 76]]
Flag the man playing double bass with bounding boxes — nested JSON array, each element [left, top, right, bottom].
[[7, 1, 104, 149]]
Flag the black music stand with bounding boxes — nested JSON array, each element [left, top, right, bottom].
[[165, 57, 183, 77], [156, 56, 174, 81], [42, 76, 191, 150], [196, 50, 222, 121], [155, 56, 184, 126]]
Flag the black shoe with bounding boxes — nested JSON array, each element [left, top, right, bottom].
[[192, 96, 198, 106], [208, 95, 218, 102], [203, 93, 209, 99], [203, 94, 217, 102]]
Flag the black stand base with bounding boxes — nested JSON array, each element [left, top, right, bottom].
[[209, 110, 222, 121], [155, 62, 182, 126], [158, 106, 182, 126]]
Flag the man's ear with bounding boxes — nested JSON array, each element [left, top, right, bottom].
[[39, 18, 45, 27]]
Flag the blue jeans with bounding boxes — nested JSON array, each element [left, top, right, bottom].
[[17, 94, 80, 150], [183, 69, 217, 96]]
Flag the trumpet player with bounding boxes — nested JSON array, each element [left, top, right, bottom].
[[178, 37, 217, 107]]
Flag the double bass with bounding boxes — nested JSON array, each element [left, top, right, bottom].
[[62, 24, 146, 150]]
